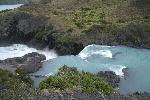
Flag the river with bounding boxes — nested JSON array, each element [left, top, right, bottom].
[[0, 4, 23, 11], [0, 44, 150, 94], [0, 5, 150, 95]]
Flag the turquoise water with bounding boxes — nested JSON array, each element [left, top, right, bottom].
[[33, 44, 150, 94], [0, 4, 23, 11]]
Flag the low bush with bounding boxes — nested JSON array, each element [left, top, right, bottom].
[[39, 65, 114, 95], [0, 68, 35, 99]]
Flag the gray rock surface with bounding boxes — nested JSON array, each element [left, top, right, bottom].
[[0, 52, 46, 73], [97, 71, 120, 88]]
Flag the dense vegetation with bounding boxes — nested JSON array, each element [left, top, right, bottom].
[[0, 0, 149, 53], [39, 65, 114, 95], [0, 68, 35, 99], [0, 66, 114, 99]]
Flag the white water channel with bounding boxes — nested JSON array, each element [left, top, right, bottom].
[[0, 44, 57, 60]]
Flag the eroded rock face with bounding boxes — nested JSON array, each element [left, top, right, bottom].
[[122, 68, 129, 79], [0, 12, 49, 44], [97, 71, 120, 88], [54, 42, 84, 55], [0, 52, 46, 73], [83, 24, 150, 49]]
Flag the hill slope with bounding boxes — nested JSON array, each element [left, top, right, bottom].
[[0, 0, 149, 55]]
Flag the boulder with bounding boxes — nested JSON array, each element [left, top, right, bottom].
[[0, 52, 46, 73], [54, 42, 84, 55], [97, 71, 120, 88], [122, 68, 129, 79]]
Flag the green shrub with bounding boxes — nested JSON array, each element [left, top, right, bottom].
[[72, 8, 106, 29], [15, 68, 33, 86], [57, 65, 80, 76], [39, 65, 114, 95], [0, 69, 35, 99], [35, 31, 47, 41], [53, 33, 78, 43]]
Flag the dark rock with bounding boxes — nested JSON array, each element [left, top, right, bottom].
[[0, 12, 49, 44], [83, 25, 118, 46], [36, 92, 67, 100], [27, 39, 48, 50], [122, 68, 129, 79], [23, 52, 46, 61], [0, 52, 46, 73], [17, 15, 48, 35], [54, 42, 84, 55], [19, 53, 46, 73], [0, 57, 24, 64], [83, 24, 150, 49], [97, 71, 120, 87], [131, 92, 150, 100], [72, 90, 105, 100], [18, 59, 42, 73], [35, 91, 150, 100], [46, 34, 56, 49]]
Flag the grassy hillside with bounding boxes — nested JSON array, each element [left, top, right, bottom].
[[0, 0, 149, 53]]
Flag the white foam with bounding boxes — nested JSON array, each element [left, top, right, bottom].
[[78, 52, 88, 59], [45, 73, 53, 77], [0, 44, 57, 60], [86, 44, 113, 48], [104, 64, 126, 77], [78, 44, 113, 59], [92, 50, 113, 58], [37, 47, 58, 60], [78, 50, 113, 59]]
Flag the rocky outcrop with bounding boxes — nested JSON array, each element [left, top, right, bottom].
[[122, 68, 129, 79], [83, 25, 117, 46], [0, 52, 46, 73], [83, 23, 150, 49], [35, 91, 150, 100], [0, 10, 84, 55], [128, 0, 150, 12], [54, 42, 84, 55], [97, 71, 120, 88], [0, 11, 49, 45]]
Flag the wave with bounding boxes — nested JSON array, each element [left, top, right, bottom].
[[78, 50, 113, 59], [103, 64, 126, 77], [78, 44, 113, 59], [92, 50, 113, 58], [36, 47, 58, 60]]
